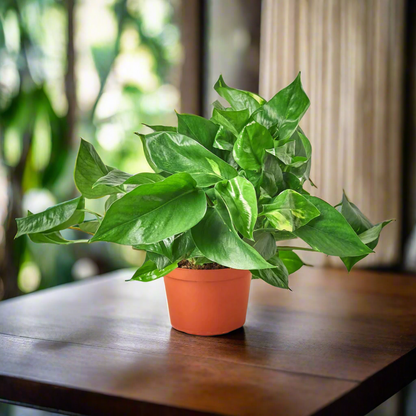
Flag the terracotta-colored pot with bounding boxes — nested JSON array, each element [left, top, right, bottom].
[[164, 268, 251, 336]]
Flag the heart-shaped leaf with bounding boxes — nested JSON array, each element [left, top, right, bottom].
[[91, 173, 207, 245], [127, 260, 178, 282], [191, 205, 273, 270], [215, 176, 258, 239], [74, 139, 119, 199], [177, 112, 219, 150], [253, 72, 310, 141], [140, 131, 238, 187], [233, 121, 274, 171], [261, 190, 320, 232], [293, 196, 374, 257], [16, 197, 85, 238], [251, 254, 289, 289], [211, 107, 250, 136], [214, 75, 266, 114]]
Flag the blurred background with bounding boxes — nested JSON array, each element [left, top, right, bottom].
[[0, 0, 415, 415]]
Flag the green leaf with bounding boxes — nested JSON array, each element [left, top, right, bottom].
[[251, 254, 289, 289], [127, 260, 178, 282], [15, 197, 85, 238], [212, 100, 227, 111], [282, 172, 310, 195], [146, 252, 172, 270], [93, 169, 131, 188], [214, 75, 266, 114], [213, 125, 236, 151], [74, 219, 101, 235], [293, 196, 374, 257], [135, 231, 195, 265], [267, 137, 296, 165], [233, 121, 274, 171], [267, 129, 311, 168], [241, 170, 264, 190], [278, 251, 306, 274], [142, 123, 177, 132], [211, 107, 250, 136], [341, 220, 393, 271], [29, 231, 88, 245], [215, 176, 258, 239], [74, 139, 119, 199], [105, 193, 124, 211], [140, 131, 238, 187], [191, 205, 273, 270], [124, 172, 165, 185], [337, 191, 373, 235], [91, 173, 207, 245], [177, 113, 219, 150], [261, 154, 284, 197], [261, 190, 320, 232], [246, 230, 277, 260], [253, 72, 310, 141], [358, 220, 393, 245]]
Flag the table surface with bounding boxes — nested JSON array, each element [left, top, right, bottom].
[[0, 267, 415, 416]]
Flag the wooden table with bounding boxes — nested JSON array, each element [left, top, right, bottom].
[[0, 268, 415, 416]]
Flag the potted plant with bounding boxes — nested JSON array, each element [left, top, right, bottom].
[[15, 73, 392, 336]]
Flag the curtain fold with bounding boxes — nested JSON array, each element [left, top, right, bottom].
[[260, 0, 405, 267]]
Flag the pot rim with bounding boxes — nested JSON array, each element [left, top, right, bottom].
[[166, 267, 251, 282]]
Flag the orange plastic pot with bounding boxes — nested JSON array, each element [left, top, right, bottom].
[[164, 268, 251, 336]]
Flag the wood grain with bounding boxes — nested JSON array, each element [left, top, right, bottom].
[[259, 0, 405, 268], [0, 268, 415, 415]]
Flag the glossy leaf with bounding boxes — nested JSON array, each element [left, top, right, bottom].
[[211, 107, 250, 136], [341, 220, 393, 271], [267, 137, 296, 165], [105, 193, 124, 211], [75, 220, 101, 235], [337, 191, 373, 235], [215, 176, 258, 239], [253, 72, 310, 141], [213, 125, 236, 151], [283, 172, 310, 195], [191, 205, 273, 270], [91, 173, 207, 245], [359, 220, 393, 245], [135, 232, 195, 265], [142, 123, 176, 132], [140, 131, 238, 187], [251, 255, 289, 289], [293, 196, 374, 257], [124, 172, 165, 185], [146, 252, 172, 270], [177, 112, 219, 150], [29, 231, 88, 245], [214, 75, 266, 114], [233, 121, 274, 171], [93, 169, 131, 188], [246, 230, 276, 260], [278, 251, 306, 274], [262, 154, 284, 197], [16, 197, 85, 238], [74, 139, 118, 199], [127, 260, 178, 282], [261, 190, 320, 232]]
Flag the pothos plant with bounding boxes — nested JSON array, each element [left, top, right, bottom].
[[15, 74, 392, 289]]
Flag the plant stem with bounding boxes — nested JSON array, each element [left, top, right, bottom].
[[206, 194, 214, 207], [277, 246, 318, 252], [80, 209, 103, 218]]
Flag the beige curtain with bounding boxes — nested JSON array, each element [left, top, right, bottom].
[[260, 0, 405, 267]]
